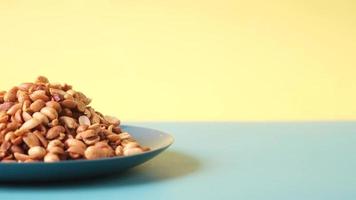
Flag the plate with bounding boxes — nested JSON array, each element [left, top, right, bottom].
[[0, 125, 174, 182]]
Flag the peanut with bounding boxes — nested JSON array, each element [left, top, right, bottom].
[[40, 106, 58, 120], [78, 115, 91, 126], [22, 100, 31, 112], [20, 118, 41, 132], [47, 139, 64, 149], [14, 153, 29, 162], [16, 90, 29, 103], [47, 146, 64, 154], [0, 114, 9, 123], [0, 76, 149, 162], [67, 146, 85, 158], [45, 101, 62, 113], [76, 124, 88, 133], [33, 131, 48, 147], [76, 101, 86, 112], [123, 147, 144, 156], [115, 146, 123, 156], [22, 111, 32, 122], [32, 112, 49, 125], [123, 142, 140, 149], [18, 83, 34, 91], [35, 76, 49, 84], [6, 103, 21, 115], [30, 99, 46, 112], [0, 102, 15, 112], [59, 116, 78, 129], [61, 99, 77, 109], [29, 90, 50, 102], [46, 125, 65, 139], [28, 146, 46, 160], [44, 153, 60, 162], [11, 145, 24, 154], [23, 132, 41, 148], [107, 134, 121, 142], [84, 146, 108, 160], [14, 109, 23, 123], [118, 132, 131, 140], [4, 87, 18, 102], [65, 138, 86, 149], [104, 115, 120, 125]]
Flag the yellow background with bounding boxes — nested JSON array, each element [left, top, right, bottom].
[[0, 0, 355, 121]]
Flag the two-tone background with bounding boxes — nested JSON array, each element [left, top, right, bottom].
[[0, 0, 355, 121]]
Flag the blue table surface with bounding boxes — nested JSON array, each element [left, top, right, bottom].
[[0, 122, 356, 200]]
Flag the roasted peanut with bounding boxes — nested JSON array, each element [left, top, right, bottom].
[[104, 115, 120, 125], [22, 111, 32, 122], [84, 146, 108, 160], [23, 133, 41, 148], [47, 139, 64, 149], [18, 83, 34, 91], [76, 124, 88, 133], [7, 103, 21, 115], [16, 90, 29, 103], [76, 101, 86, 112], [64, 93, 74, 100], [33, 131, 48, 147], [67, 146, 85, 158], [14, 109, 23, 123], [0, 114, 9, 123], [107, 134, 121, 142], [78, 115, 90, 126], [30, 99, 46, 112], [35, 76, 49, 84], [0, 76, 149, 162], [0, 123, 6, 131], [40, 106, 58, 120], [47, 146, 64, 154], [22, 100, 31, 112], [65, 138, 86, 149], [32, 112, 49, 125], [0, 140, 11, 154], [0, 102, 15, 112], [61, 99, 77, 109], [45, 101, 62, 113], [51, 119, 60, 127], [80, 129, 99, 145], [49, 88, 66, 100], [123, 147, 144, 156], [115, 146, 123, 156], [118, 132, 131, 140], [11, 145, 24, 154], [123, 142, 140, 149], [4, 131, 15, 142], [28, 146, 46, 160], [20, 118, 41, 132], [14, 152, 30, 162], [0, 91, 5, 103], [62, 108, 73, 117], [59, 116, 78, 129], [46, 125, 65, 139], [4, 87, 18, 102], [29, 90, 50, 102], [11, 136, 23, 145], [44, 153, 60, 162]]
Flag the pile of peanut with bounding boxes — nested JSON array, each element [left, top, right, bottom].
[[0, 76, 149, 163]]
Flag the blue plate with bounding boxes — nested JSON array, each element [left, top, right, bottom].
[[0, 125, 174, 182]]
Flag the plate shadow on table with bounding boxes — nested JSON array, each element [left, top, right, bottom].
[[0, 150, 200, 189]]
